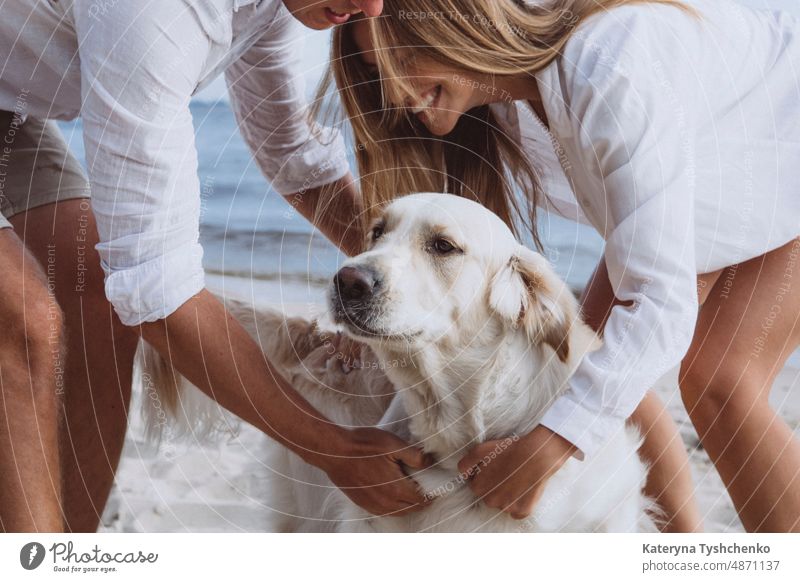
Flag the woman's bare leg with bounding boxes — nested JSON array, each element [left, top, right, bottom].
[[10, 200, 139, 532], [680, 236, 800, 532], [579, 256, 711, 532], [629, 392, 705, 531]]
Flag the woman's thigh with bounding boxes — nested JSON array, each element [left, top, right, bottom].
[[680, 236, 800, 406]]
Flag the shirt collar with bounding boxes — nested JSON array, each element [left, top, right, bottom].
[[534, 57, 571, 139]]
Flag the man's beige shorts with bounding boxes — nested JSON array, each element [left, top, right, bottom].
[[0, 110, 90, 230]]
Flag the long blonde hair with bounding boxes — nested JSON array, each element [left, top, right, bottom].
[[320, 0, 692, 252]]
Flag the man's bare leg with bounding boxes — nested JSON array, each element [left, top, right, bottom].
[[11, 200, 139, 532], [0, 229, 64, 531]]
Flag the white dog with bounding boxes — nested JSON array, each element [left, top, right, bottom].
[[141, 192, 656, 532]]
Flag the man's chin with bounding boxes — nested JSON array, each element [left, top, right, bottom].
[[308, 20, 335, 31], [305, 21, 334, 31], [289, 10, 334, 30]]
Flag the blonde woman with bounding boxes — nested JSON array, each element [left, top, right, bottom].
[[326, 0, 800, 531]]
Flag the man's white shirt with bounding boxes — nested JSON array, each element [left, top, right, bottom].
[[0, 0, 349, 325]]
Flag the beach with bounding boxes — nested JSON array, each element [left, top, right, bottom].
[[98, 275, 800, 533], [55, 0, 800, 531]]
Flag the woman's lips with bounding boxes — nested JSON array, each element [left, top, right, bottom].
[[324, 7, 352, 24]]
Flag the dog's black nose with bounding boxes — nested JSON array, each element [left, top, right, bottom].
[[333, 266, 378, 303]]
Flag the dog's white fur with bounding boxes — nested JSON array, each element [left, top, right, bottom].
[[140, 193, 657, 532]]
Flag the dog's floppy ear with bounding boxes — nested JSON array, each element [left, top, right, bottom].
[[489, 245, 578, 363]]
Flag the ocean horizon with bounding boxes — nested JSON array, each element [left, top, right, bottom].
[[57, 101, 605, 306]]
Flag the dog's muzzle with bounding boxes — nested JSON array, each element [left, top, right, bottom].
[[333, 266, 381, 303], [329, 265, 383, 325]]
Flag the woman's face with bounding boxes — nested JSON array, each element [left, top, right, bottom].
[[351, 19, 503, 136], [284, 0, 383, 30]]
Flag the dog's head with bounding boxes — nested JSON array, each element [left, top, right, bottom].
[[328, 193, 577, 362]]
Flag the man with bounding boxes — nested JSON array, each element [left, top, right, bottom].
[[0, 0, 429, 532]]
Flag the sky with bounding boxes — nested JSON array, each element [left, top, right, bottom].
[[193, 0, 800, 103]]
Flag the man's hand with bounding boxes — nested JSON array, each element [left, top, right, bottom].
[[316, 427, 433, 516], [141, 289, 433, 518], [457, 425, 577, 520]]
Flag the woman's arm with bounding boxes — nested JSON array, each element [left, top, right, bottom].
[[536, 4, 701, 461], [459, 4, 702, 517]]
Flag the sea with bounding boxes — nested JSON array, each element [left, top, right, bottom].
[[57, 101, 605, 306]]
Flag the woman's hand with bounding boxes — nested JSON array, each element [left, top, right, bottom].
[[457, 425, 577, 520], [316, 427, 433, 516]]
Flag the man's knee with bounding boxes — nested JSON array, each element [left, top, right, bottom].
[[1, 283, 65, 382]]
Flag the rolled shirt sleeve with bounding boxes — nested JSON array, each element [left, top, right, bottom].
[[74, 0, 212, 326], [225, 8, 349, 196], [538, 7, 701, 459]]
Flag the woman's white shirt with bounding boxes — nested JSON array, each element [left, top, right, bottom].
[[0, 0, 349, 326], [493, 0, 800, 458]]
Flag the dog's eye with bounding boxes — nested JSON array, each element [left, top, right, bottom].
[[371, 224, 384, 241], [430, 237, 457, 255]]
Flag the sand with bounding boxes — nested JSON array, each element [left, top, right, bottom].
[[98, 277, 800, 533]]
